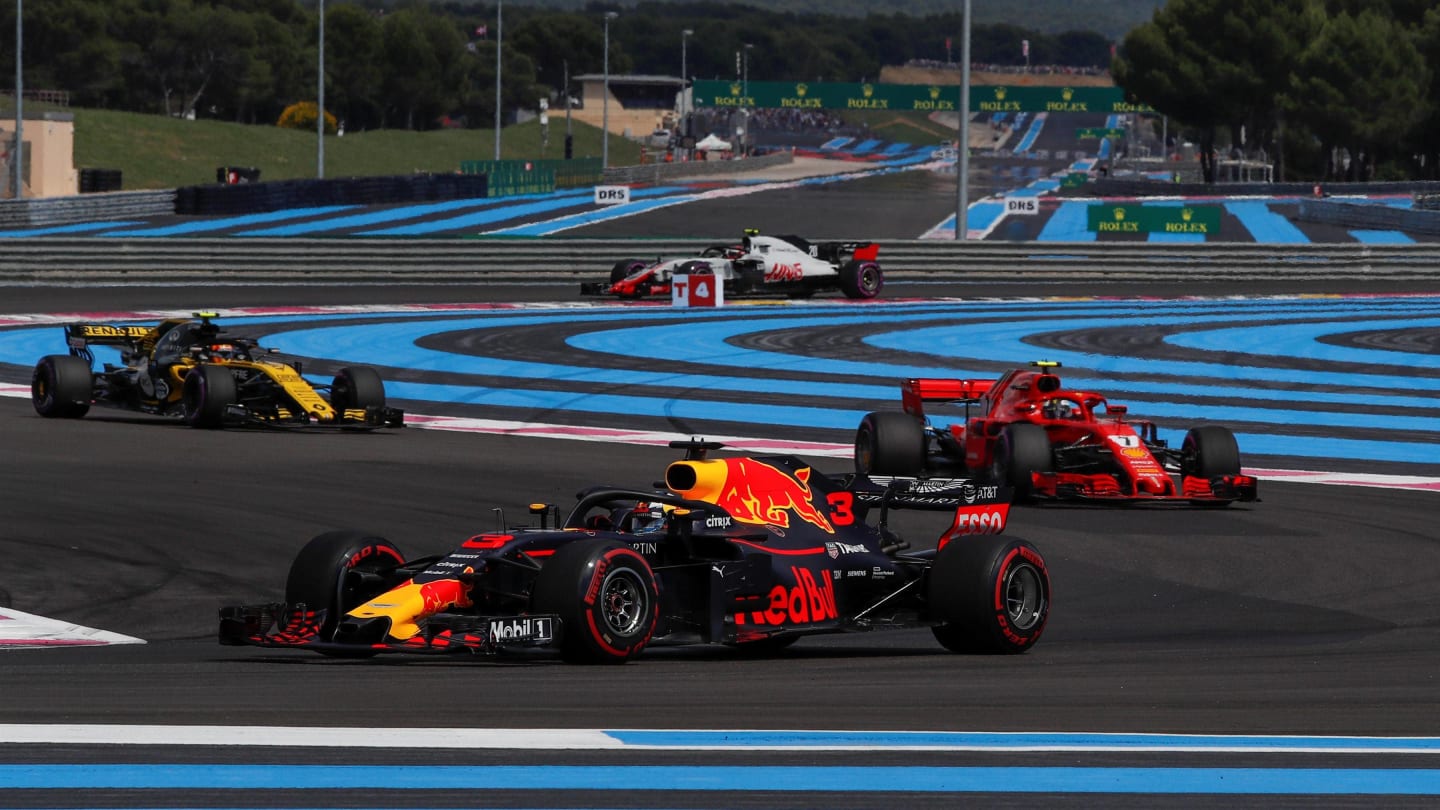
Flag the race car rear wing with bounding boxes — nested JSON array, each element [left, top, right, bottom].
[[64, 323, 152, 349], [901, 377, 994, 417], [848, 474, 1008, 512], [814, 240, 879, 263]]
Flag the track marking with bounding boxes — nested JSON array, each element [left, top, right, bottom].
[[0, 607, 145, 649], [3, 725, 1440, 753]]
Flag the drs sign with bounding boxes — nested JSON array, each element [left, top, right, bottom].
[[671, 274, 724, 308], [1004, 197, 1039, 215], [594, 185, 631, 205]]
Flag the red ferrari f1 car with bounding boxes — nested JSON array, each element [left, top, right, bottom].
[[220, 440, 1049, 663], [854, 361, 1258, 506], [579, 230, 883, 300]]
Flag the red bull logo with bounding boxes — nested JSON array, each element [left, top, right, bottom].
[[348, 575, 474, 640], [733, 566, 838, 626], [669, 458, 834, 533]]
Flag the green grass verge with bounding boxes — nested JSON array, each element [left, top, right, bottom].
[[63, 108, 642, 190]]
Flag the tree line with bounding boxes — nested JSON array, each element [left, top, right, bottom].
[[1114, 0, 1440, 181], [0, 0, 1109, 132]]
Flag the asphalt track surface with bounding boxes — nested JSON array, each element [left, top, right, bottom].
[[3, 171, 1440, 807]]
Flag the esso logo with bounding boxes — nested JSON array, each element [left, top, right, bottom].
[[938, 506, 1009, 549]]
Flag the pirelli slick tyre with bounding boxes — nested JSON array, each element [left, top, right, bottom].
[[855, 411, 926, 475], [1181, 425, 1242, 478], [531, 539, 659, 665], [992, 423, 1053, 502], [610, 258, 648, 284], [928, 534, 1049, 654], [32, 354, 92, 418], [331, 366, 386, 414], [285, 530, 406, 645], [839, 260, 884, 299], [181, 364, 237, 428]]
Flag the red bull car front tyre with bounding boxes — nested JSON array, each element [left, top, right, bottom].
[[928, 534, 1050, 654], [284, 530, 407, 653], [531, 540, 659, 665]]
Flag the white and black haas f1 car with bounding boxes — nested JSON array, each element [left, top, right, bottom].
[[580, 230, 884, 300], [31, 312, 403, 429], [220, 441, 1049, 663]]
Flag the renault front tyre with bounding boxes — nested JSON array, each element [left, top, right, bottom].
[[331, 366, 386, 413], [182, 364, 237, 428]]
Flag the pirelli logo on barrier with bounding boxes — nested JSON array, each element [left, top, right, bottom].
[[1087, 204, 1222, 235]]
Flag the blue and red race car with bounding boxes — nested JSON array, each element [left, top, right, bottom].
[[221, 440, 1049, 662]]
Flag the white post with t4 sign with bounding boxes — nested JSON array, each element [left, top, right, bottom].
[[671, 274, 723, 307]]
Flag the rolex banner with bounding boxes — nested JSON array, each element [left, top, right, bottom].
[[1086, 205, 1222, 235], [691, 80, 1152, 114]]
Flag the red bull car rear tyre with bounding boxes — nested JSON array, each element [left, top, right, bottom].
[[928, 535, 1050, 654], [531, 539, 659, 665], [284, 530, 407, 651]]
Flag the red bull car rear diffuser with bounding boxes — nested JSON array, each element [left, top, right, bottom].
[[220, 440, 1050, 663]]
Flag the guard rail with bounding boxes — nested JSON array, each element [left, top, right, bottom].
[[3, 238, 1440, 283]]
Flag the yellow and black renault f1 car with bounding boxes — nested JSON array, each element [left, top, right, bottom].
[[31, 312, 403, 429], [220, 440, 1049, 663]]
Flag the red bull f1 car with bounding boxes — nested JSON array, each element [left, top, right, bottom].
[[855, 361, 1258, 506], [579, 230, 884, 300], [31, 312, 404, 429], [220, 440, 1049, 663]]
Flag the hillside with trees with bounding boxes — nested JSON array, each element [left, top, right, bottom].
[[1112, 0, 1440, 182], [3, 0, 1439, 182]]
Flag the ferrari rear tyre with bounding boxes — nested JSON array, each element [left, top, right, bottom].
[[929, 534, 1049, 654], [610, 258, 648, 284], [181, 364, 237, 428], [331, 366, 386, 413], [992, 423, 1053, 502], [32, 355, 92, 418], [839, 260, 884, 299], [1181, 425, 1241, 478], [285, 530, 406, 645], [855, 411, 926, 475], [531, 539, 658, 664]]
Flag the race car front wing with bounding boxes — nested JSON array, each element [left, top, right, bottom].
[[218, 603, 559, 655]]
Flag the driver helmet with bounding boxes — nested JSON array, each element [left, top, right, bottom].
[[1043, 398, 1072, 420], [208, 343, 238, 359], [631, 501, 669, 534]]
